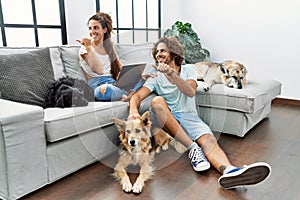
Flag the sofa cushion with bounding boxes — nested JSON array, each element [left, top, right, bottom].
[[49, 47, 66, 80], [59, 46, 86, 81], [115, 42, 155, 73], [0, 48, 55, 107], [44, 101, 128, 142], [196, 79, 281, 113], [0, 47, 65, 80], [197, 100, 272, 137]]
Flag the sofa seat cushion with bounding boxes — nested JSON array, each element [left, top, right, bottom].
[[44, 101, 128, 142], [196, 79, 281, 113], [197, 100, 272, 137]]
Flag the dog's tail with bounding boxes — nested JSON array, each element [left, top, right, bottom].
[[169, 139, 187, 153]]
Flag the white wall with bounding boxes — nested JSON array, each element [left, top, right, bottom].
[[64, 0, 300, 100], [64, 0, 95, 45], [162, 0, 300, 100]]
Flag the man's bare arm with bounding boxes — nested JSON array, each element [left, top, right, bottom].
[[128, 87, 152, 120]]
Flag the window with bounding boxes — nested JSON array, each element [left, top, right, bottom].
[[96, 0, 161, 43], [0, 0, 67, 47]]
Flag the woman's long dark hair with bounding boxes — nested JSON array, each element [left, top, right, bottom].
[[88, 12, 121, 80]]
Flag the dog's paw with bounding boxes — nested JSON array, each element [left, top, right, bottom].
[[162, 144, 169, 151], [227, 84, 234, 88], [155, 147, 161, 154], [202, 83, 210, 92], [203, 86, 209, 92], [121, 180, 132, 193], [132, 181, 144, 194]]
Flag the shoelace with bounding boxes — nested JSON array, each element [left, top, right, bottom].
[[189, 147, 207, 163]]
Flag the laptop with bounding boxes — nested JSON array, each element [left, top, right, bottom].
[[115, 63, 146, 91]]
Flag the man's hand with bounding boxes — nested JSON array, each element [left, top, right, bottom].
[[128, 112, 141, 120], [142, 72, 157, 80], [152, 63, 174, 76]]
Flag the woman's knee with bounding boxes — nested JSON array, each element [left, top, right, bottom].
[[99, 84, 107, 94], [95, 84, 111, 101]]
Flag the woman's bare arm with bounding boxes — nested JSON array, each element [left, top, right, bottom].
[[77, 37, 104, 75]]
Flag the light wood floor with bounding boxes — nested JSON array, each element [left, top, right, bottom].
[[21, 100, 300, 200]]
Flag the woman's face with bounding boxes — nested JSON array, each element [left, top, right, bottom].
[[88, 19, 107, 43]]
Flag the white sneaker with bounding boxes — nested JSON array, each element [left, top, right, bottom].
[[188, 146, 210, 172], [218, 162, 271, 189]]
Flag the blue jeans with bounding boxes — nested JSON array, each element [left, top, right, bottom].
[[88, 76, 144, 101]]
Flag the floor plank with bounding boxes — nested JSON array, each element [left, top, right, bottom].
[[21, 102, 300, 200]]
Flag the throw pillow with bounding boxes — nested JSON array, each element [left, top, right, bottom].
[[0, 48, 54, 107], [59, 46, 86, 81], [114, 42, 155, 74], [114, 42, 155, 65]]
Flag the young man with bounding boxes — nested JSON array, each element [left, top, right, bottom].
[[128, 37, 271, 189]]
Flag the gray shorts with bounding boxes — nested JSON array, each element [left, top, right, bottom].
[[150, 109, 213, 141]]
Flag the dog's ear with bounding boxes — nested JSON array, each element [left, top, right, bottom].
[[140, 111, 151, 127], [219, 64, 229, 75], [113, 118, 126, 133], [241, 65, 247, 75]]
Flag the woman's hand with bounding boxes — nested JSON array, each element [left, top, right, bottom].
[[76, 37, 93, 52]]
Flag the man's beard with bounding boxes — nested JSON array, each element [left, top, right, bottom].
[[157, 56, 172, 64]]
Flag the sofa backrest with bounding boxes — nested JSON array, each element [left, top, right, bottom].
[[0, 42, 155, 81]]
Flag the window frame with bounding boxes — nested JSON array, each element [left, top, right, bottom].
[[96, 0, 161, 43], [0, 0, 67, 47]]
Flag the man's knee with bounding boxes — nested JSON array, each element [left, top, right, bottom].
[[197, 133, 217, 147], [151, 96, 165, 104], [151, 96, 166, 113]]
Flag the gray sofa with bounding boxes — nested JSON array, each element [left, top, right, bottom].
[[0, 42, 281, 200]]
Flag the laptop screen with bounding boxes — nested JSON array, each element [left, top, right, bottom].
[[115, 63, 146, 91]]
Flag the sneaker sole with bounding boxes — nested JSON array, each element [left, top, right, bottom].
[[218, 162, 271, 189]]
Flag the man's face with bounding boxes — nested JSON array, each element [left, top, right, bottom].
[[155, 43, 172, 64]]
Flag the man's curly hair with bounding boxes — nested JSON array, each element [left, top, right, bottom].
[[152, 37, 185, 66]]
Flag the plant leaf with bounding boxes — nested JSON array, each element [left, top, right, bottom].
[[163, 21, 210, 63]]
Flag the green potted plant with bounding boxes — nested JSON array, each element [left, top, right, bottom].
[[164, 21, 210, 63]]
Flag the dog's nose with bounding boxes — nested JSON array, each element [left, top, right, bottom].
[[129, 140, 136, 146]]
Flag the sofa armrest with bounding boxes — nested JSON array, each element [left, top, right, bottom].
[[0, 99, 48, 200]]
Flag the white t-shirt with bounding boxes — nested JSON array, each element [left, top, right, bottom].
[[79, 45, 111, 77], [144, 64, 198, 114]]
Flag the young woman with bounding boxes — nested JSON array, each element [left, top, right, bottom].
[[77, 12, 143, 101]]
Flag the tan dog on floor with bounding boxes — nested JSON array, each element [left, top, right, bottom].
[[194, 60, 247, 91], [113, 111, 186, 194]]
